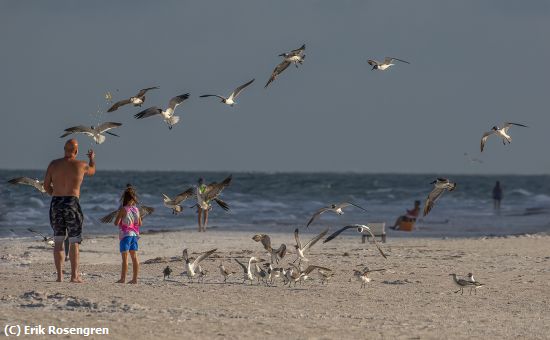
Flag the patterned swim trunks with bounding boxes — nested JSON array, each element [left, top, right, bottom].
[[49, 196, 83, 243]]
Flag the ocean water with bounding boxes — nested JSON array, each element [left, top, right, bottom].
[[1, 170, 549, 238]]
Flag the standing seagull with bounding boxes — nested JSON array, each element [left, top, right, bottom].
[[134, 93, 190, 130], [107, 86, 159, 112], [293, 227, 329, 265], [306, 202, 368, 228], [424, 178, 457, 217], [219, 262, 235, 283], [323, 225, 387, 259], [353, 266, 386, 288], [162, 187, 194, 215], [480, 122, 528, 152], [367, 57, 410, 71], [252, 234, 287, 264], [182, 248, 217, 283], [200, 79, 255, 106], [265, 44, 306, 88], [466, 273, 484, 295], [449, 273, 475, 295], [8, 177, 46, 193], [60, 122, 122, 144]]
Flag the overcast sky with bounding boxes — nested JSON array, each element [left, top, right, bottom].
[[1, 1, 549, 174]]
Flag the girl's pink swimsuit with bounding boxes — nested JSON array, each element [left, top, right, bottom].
[[119, 206, 141, 240]]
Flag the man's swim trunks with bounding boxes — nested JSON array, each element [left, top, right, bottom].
[[49, 196, 83, 243]]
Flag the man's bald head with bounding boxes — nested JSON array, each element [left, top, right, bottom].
[[64, 139, 78, 158]]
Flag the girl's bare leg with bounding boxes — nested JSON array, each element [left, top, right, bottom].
[[117, 252, 128, 283], [128, 251, 139, 284]]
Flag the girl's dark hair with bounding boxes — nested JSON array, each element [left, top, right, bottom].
[[121, 186, 139, 206]]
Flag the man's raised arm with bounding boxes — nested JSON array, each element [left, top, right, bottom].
[[86, 149, 96, 176]]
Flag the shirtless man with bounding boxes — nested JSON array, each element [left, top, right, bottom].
[[44, 139, 96, 283]]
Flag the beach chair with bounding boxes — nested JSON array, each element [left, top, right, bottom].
[[361, 222, 386, 243]]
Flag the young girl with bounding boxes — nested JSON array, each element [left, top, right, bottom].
[[113, 186, 142, 284]]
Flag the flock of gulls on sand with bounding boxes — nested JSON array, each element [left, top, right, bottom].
[[9, 41, 532, 294]]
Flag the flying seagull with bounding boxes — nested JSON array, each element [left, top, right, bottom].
[[99, 206, 155, 224], [424, 178, 456, 217], [306, 202, 367, 228], [27, 228, 54, 247], [162, 187, 194, 215], [265, 44, 306, 88], [480, 122, 528, 152], [182, 248, 217, 283], [353, 265, 386, 288], [60, 122, 122, 144], [293, 227, 329, 265], [367, 57, 410, 71], [287, 263, 331, 287], [323, 224, 387, 259], [200, 79, 255, 106], [8, 177, 46, 193], [196, 175, 232, 211], [134, 93, 190, 130], [107, 86, 159, 112], [251, 234, 287, 264]]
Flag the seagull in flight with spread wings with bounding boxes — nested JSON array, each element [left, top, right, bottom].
[[8, 177, 46, 193], [200, 79, 255, 106], [60, 122, 122, 144], [367, 57, 410, 71], [306, 202, 367, 228], [134, 93, 190, 130], [265, 44, 306, 88], [480, 122, 528, 152], [107, 86, 159, 112], [323, 224, 387, 259], [423, 178, 456, 216]]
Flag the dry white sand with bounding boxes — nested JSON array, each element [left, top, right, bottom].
[[1, 229, 550, 339]]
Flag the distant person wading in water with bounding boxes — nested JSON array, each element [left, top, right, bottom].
[[493, 181, 503, 212], [44, 139, 96, 283]]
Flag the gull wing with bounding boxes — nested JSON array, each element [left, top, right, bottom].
[[173, 187, 194, 205], [303, 265, 331, 275], [367, 59, 380, 66], [306, 207, 330, 227], [8, 177, 45, 193], [134, 107, 162, 119], [191, 248, 217, 269], [303, 227, 329, 252], [97, 122, 122, 133], [359, 226, 387, 259], [503, 122, 528, 133], [199, 94, 226, 100], [294, 228, 302, 249], [265, 60, 291, 88], [213, 198, 230, 211], [337, 202, 368, 212], [386, 57, 410, 64], [168, 93, 190, 111], [139, 205, 155, 218], [136, 86, 159, 97], [323, 225, 355, 243], [230, 79, 255, 99], [423, 187, 446, 216], [234, 258, 248, 273], [107, 98, 132, 112], [252, 234, 272, 251], [203, 175, 232, 202], [62, 125, 94, 134], [27, 228, 50, 240], [288, 44, 306, 56], [480, 131, 496, 152], [99, 210, 118, 224]]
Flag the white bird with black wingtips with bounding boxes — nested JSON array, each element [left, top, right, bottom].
[[200, 79, 255, 106], [480, 122, 528, 152], [107, 86, 159, 112], [323, 225, 387, 259], [294, 227, 329, 265], [368, 57, 410, 71], [60, 122, 122, 144], [8, 177, 46, 193], [306, 202, 367, 228], [134, 93, 190, 130], [423, 178, 456, 217], [182, 248, 217, 283]]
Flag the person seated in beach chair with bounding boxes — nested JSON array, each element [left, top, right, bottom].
[[390, 200, 421, 230]]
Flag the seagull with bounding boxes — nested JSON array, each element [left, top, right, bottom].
[[317, 269, 334, 285], [107, 86, 159, 112], [323, 225, 387, 259], [263, 263, 285, 285], [196, 175, 232, 211], [293, 227, 329, 265], [251, 234, 287, 264], [285, 264, 330, 287], [60, 122, 122, 144], [219, 262, 235, 283], [279, 44, 306, 65], [196, 265, 208, 283], [8, 177, 46, 193], [353, 266, 386, 288], [134, 93, 190, 130], [200, 79, 255, 106], [424, 178, 457, 217], [99, 206, 154, 224], [27, 228, 54, 247], [182, 248, 217, 283], [306, 202, 368, 228], [466, 273, 484, 295], [367, 57, 410, 71], [234, 257, 260, 285], [163, 266, 172, 280], [480, 122, 528, 152], [449, 273, 475, 295], [265, 44, 306, 88], [162, 188, 194, 215], [254, 263, 270, 286]]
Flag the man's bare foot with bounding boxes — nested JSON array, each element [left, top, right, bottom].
[[70, 277, 84, 283], [128, 280, 137, 284], [116, 279, 125, 283]]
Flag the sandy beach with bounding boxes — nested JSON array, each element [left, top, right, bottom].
[[1, 229, 549, 339]]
